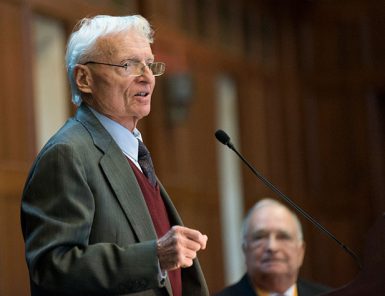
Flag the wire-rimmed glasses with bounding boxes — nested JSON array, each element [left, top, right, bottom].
[[82, 59, 166, 77]]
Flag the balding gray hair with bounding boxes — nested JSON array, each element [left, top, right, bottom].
[[242, 198, 304, 245]]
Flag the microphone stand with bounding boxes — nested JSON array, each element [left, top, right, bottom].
[[215, 129, 362, 269]]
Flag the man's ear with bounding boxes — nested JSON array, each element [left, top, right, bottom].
[[74, 64, 92, 94], [298, 241, 306, 266]]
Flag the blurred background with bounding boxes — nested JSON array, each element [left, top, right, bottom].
[[0, 0, 384, 295]]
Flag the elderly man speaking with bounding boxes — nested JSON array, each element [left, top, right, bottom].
[[21, 15, 208, 296]]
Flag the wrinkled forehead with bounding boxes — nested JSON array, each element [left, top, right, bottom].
[[248, 205, 299, 235], [94, 30, 153, 59]]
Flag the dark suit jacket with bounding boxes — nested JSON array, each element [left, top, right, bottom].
[[213, 274, 330, 296], [21, 104, 208, 296]]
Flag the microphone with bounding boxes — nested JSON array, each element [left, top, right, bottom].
[[215, 129, 362, 269]]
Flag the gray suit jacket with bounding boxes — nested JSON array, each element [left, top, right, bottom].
[[21, 104, 208, 296]]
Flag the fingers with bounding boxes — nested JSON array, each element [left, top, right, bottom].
[[157, 226, 208, 271], [180, 227, 208, 250]]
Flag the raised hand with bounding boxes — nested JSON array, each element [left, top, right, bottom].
[[157, 225, 208, 270]]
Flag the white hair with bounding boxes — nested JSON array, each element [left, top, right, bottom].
[[241, 198, 304, 244], [65, 15, 154, 105]]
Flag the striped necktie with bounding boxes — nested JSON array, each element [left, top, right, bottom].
[[137, 140, 157, 186]]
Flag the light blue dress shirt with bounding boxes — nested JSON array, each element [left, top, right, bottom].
[[90, 108, 142, 171]]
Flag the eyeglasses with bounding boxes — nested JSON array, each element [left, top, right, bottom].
[[82, 60, 166, 77], [246, 231, 300, 248]]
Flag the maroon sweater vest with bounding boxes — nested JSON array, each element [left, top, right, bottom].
[[128, 159, 182, 296]]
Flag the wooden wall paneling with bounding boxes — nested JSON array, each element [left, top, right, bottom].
[[0, 168, 30, 295], [205, 0, 221, 49], [249, 0, 385, 290], [263, 76, 289, 194], [29, 0, 139, 23], [241, 0, 259, 59], [347, 85, 384, 248], [369, 2, 385, 72], [366, 91, 385, 216], [301, 88, 365, 286], [297, 1, 384, 286], [177, 66, 223, 293], [257, 4, 288, 198], [238, 68, 272, 210], [226, 1, 243, 56], [0, 1, 35, 295], [0, 2, 35, 163], [279, 6, 307, 203], [195, 0, 218, 42], [305, 217, 361, 287], [238, 0, 271, 208], [0, 0, 23, 5], [144, 0, 179, 23]]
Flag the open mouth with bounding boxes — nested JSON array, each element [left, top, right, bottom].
[[135, 92, 149, 97]]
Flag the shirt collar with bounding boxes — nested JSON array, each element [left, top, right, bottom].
[[89, 107, 142, 161], [256, 284, 297, 296]]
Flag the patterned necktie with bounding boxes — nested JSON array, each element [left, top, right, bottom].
[[137, 140, 157, 186]]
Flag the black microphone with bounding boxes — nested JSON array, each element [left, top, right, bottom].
[[215, 129, 362, 269]]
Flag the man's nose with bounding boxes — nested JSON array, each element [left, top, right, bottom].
[[137, 67, 153, 84], [139, 63, 153, 76], [136, 66, 152, 82], [266, 235, 279, 250]]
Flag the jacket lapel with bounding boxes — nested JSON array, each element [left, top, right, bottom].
[[76, 105, 175, 295], [75, 104, 157, 242]]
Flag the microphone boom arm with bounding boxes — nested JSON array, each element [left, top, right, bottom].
[[216, 129, 362, 269]]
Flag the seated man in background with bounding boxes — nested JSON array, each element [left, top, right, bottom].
[[215, 198, 330, 296]]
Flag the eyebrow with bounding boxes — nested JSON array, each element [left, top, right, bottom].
[[119, 56, 155, 64], [251, 229, 294, 238]]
